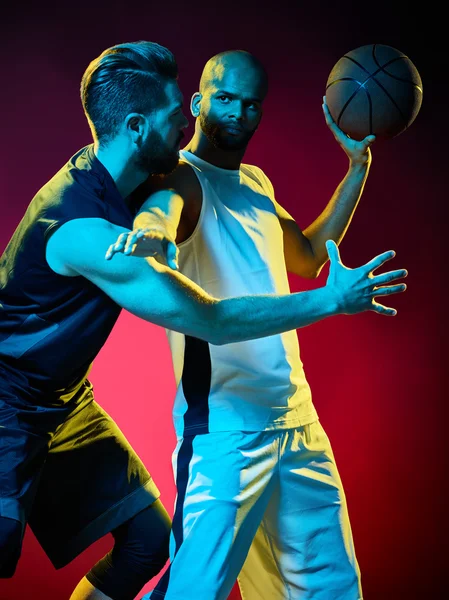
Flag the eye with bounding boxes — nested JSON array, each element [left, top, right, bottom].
[[217, 95, 231, 104]]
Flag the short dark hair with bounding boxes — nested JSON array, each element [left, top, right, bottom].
[[81, 41, 178, 145]]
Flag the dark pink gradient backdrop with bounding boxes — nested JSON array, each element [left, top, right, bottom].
[[1, 2, 446, 599]]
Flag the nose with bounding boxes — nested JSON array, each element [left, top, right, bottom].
[[229, 101, 244, 121]]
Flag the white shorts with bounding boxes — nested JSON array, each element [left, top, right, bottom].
[[150, 422, 362, 600]]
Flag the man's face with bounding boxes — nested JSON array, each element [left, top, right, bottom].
[[136, 80, 188, 175], [199, 67, 264, 151]]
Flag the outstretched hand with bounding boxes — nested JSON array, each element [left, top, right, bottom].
[[322, 96, 375, 164], [105, 226, 179, 270], [325, 240, 407, 316]]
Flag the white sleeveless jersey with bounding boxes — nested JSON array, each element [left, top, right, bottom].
[[167, 150, 318, 437]]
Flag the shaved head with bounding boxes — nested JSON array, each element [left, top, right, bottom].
[[192, 50, 267, 153], [199, 50, 268, 98]]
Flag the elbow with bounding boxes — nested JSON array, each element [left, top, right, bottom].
[[305, 256, 330, 279], [306, 265, 324, 279], [302, 268, 321, 280], [291, 250, 323, 280], [297, 262, 323, 280]]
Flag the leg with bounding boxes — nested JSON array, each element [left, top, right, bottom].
[[0, 517, 24, 578], [69, 578, 112, 600], [151, 430, 279, 600], [29, 399, 160, 570], [0, 395, 52, 578], [238, 422, 362, 600], [70, 500, 171, 600]]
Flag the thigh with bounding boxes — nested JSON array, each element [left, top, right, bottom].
[[0, 393, 62, 573], [0, 396, 52, 526], [152, 430, 278, 600], [238, 422, 362, 600], [29, 399, 160, 569]]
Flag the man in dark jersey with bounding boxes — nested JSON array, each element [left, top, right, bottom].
[[1, 41, 406, 600], [0, 41, 187, 600]]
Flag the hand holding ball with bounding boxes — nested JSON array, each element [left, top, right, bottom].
[[325, 44, 423, 140]]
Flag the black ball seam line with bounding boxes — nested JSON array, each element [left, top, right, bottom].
[[327, 80, 374, 135], [325, 48, 421, 132], [336, 47, 422, 91], [372, 44, 423, 92]]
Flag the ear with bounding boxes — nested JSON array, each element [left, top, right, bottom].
[[191, 92, 202, 118], [124, 112, 148, 144]]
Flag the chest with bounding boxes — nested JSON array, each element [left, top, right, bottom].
[[181, 175, 284, 273]]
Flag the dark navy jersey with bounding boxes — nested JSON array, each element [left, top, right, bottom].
[[0, 144, 134, 407]]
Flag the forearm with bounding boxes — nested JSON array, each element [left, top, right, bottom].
[[115, 259, 341, 345], [152, 286, 340, 346], [133, 190, 183, 239], [303, 159, 371, 273], [209, 286, 340, 344]]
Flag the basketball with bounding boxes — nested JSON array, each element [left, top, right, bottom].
[[325, 44, 423, 141]]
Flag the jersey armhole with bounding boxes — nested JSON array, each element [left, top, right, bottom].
[[177, 162, 206, 248]]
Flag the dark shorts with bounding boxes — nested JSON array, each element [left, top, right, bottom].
[[0, 387, 159, 569]]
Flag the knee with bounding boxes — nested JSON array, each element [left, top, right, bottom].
[[86, 503, 171, 599], [0, 517, 23, 578], [113, 500, 171, 573]]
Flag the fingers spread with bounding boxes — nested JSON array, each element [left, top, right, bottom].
[[105, 232, 127, 260], [365, 250, 396, 274], [373, 269, 408, 286], [105, 244, 114, 260], [124, 232, 140, 255], [166, 241, 179, 270], [325, 239, 342, 264], [371, 283, 407, 297], [371, 300, 397, 316]]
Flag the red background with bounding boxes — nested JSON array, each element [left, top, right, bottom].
[[1, 1, 446, 599]]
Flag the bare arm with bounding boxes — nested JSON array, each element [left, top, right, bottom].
[[46, 218, 407, 346], [133, 188, 184, 241], [106, 163, 200, 267], [274, 98, 375, 279], [275, 158, 370, 279]]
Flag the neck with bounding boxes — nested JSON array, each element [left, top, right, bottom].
[[183, 121, 245, 170], [94, 139, 148, 199]]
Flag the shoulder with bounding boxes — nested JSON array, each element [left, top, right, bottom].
[[39, 166, 107, 226], [32, 154, 108, 241], [130, 161, 202, 213], [240, 163, 275, 197], [162, 160, 202, 199], [42, 146, 104, 204]]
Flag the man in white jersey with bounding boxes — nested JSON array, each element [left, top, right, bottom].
[[108, 50, 407, 599]]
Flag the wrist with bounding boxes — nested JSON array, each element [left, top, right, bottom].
[[134, 211, 175, 239], [321, 283, 345, 317], [348, 157, 371, 171]]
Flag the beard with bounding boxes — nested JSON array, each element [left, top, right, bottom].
[[200, 113, 256, 151], [135, 128, 182, 176]]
